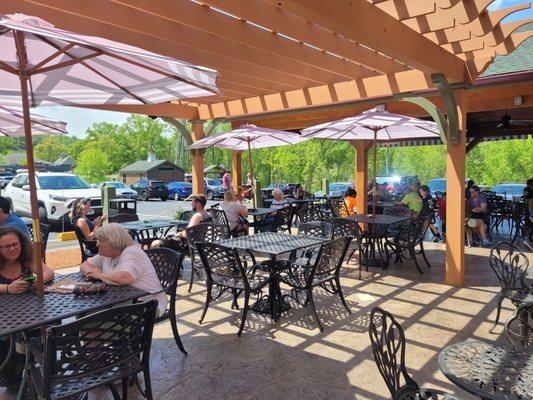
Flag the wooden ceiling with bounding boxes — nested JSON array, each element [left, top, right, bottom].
[[2, 0, 532, 121]]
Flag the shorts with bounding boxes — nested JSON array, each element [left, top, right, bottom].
[[158, 236, 189, 252]]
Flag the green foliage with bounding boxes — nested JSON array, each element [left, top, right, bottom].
[[74, 148, 111, 183]]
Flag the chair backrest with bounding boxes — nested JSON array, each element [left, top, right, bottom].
[[207, 208, 231, 231], [329, 199, 347, 218], [145, 248, 184, 296], [28, 223, 50, 262], [72, 222, 98, 262], [108, 213, 139, 223], [272, 206, 293, 232], [196, 242, 248, 288], [298, 222, 333, 240], [186, 223, 228, 254], [297, 206, 324, 223], [43, 301, 157, 397], [179, 210, 196, 221], [383, 206, 413, 218], [489, 241, 529, 291], [505, 303, 532, 349], [327, 217, 361, 241], [310, 237, 350, 280], [368, 307, 419, 399]]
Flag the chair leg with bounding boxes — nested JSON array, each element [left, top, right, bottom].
[[122, 377, 129, 400], [107, 383, 121, 400], [420, 242, 431, 267], [187, 260, 195, 293], [143, 367, 154, 400], [237, 291, 250, 337], [410, 248, 423, 274], [307, 289, 323, 332], [490, 296, 504, 333], [169, 303, 187, 355], [335, 277, 350, 314], [199, 283, 212, 324]]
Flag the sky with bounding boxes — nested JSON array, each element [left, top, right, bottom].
[[34, 0, 532, 138]]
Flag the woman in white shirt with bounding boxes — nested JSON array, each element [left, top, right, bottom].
[[80, 223, 167, 316], [222, 189, 249, 236]]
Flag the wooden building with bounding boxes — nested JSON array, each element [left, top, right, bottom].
[[119, 160, 185, 185]]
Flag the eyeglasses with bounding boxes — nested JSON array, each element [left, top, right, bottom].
[[0, 242, 20, 251]]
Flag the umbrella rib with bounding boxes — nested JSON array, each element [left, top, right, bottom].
[[28, 42, 76, 73], [31, 50, 106, 75], [0, 60, 17, 74]]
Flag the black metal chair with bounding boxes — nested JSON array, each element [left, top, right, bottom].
[[505, 301, 532, 349], [510, 202, 528, 243], [207, 208, 231, 231], [25, 301, 158, 400], [281, 237, 351, 331], [369, 307, 459, 400], [272, 206, 293, 233], [27, 223, 50, 263], [297, 206, 325, 223], [383, 206, 413, 218], [179, 210, 196, 221], [284, 222, 334, 268], [328, 217, 363, 274], [328, 199, 346, 218], [385, 215, 432, 274], [73, 225, 98, 262], [145, 248, 187, 354], [488, 241, 530, 333], [185, 223, 228, 292], [108, 213, 139, 223], [197, 242, 270, 336]]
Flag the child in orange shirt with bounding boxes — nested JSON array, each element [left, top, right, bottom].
[[341, 189, 357, 217]]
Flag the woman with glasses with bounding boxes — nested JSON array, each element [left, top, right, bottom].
[[0, 227, 54, 294], [70, 198, 107, 255]]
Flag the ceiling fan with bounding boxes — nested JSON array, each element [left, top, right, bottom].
[[497, 110, 533, 132]]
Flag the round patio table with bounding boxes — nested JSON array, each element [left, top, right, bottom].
[[438, 339, 532, 400]]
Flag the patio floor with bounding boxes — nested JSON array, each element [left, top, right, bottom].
[[1, 241, 531, 400]]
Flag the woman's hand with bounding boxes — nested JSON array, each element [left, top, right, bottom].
[[84, 267, 103, 280], [8, 279, 29, 294], [100, 213, 108, 222]]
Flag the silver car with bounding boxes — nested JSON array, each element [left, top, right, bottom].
[[97, 181, 138, 199]]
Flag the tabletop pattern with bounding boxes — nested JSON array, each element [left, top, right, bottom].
[[217, 232, 325, 256], [247, 208, 273, 216], [438, 340, 532, 400], [347, 214, 410, 225], [119, 219, 188, 231], [0, 273, 148, 336]]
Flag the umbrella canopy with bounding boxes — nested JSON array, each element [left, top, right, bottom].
[[0, 105, 67, 136], [189, 124, 307, 150], [0, 13, 220, 106], [301, 108, 440, 140], [0, 13, 221, 297], [302, 108, 441, 215], [189, 124, 307, 207]]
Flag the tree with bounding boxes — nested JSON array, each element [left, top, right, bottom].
[[74, 148, 111, 183], [34, 136, 68, 162]]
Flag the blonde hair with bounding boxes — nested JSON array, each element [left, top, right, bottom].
[[69, 197, 90, 220], [94, 223, 134, 252], [223, 189, 236, 206]]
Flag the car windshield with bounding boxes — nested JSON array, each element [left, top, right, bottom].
[[151, 181, 165, 187], [330, 183, 347, 191], [206, 179, 220, 186], [107, 182, 128, 189], [38, 175, 90, 190]]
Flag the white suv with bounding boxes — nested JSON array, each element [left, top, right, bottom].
[[3, 172, 102, 224]]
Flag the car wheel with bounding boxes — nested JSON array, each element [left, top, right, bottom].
[[38, 206, 48, 224], [161, 197, 167, 202], [174, 192, 180, 201], [206, 190, 213, 200], [141, 191, 148, 201]]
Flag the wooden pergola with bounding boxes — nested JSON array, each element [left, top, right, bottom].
[[3, 0, 532, 286]]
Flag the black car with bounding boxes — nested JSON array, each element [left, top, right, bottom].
[[131, 179, 169, 201]]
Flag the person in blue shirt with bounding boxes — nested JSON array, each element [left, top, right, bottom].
[[0, 197, 31, 238]]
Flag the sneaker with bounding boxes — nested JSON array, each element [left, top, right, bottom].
[[482, 239, 493, 247], [524, 240, 533, 251], [433, 235, 442, 243]]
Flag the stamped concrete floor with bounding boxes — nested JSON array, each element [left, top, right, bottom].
[[1, 241, 531, 400]]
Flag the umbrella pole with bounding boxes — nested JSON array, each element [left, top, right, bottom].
[[372, 128, 378, 216], [15, 31, 44, 298], [247, 140, 256, 208]]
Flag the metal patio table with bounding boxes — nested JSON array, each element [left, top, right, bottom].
[[120, 218, 189, 244], [438, 339, 532, 400], [217, 232, 326, 320], [347, 214, 410, 268], [0, 272, 149, 399], [247, 208, 274, 231]]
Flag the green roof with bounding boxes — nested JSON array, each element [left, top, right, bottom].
[[481, 23, 533, 77], [118, 159, 182, 173]]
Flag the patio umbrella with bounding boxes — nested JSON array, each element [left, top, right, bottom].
[[189, 124, 307, 207], [0, 105, 67, 136], [0, 13, 220, 297], [301, 107, 441, 215]]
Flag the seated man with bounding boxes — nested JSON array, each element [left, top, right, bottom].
[[395, 186, 422, 216], [0, 196, 30, 237], [151, 194, 211, 251], [466, 186, 491, 246], [341, 188, 357, 217]]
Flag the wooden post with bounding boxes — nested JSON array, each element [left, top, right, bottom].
[[231, 150, 243, 190], [445, 89, 467, 286], [190, 119, 205, 195], [352, 140, 369, 215]]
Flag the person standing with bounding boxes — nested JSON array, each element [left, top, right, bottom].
[[0, 197, 31, 237], [222, 169, 232, 192]]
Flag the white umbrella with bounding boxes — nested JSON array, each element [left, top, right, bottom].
[[189, 124, 307, 206], [0, 105, 67, 136], [301, 107, 441, 214], [0, 13, 220, 297]]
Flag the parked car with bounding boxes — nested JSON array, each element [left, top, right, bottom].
[[427, 178, 472, 195], [0, 173, 15, 189], [167, 181, 193, 200], [131, 179, 169, 201], [97, 181, 138, 199], [184, 173, 192, 183], [491, 183, 526, 200], [314, 182, 354, 198], [204, 178, 224, 200], [3, 172, 102, 224], [261, 183, 289, 198]]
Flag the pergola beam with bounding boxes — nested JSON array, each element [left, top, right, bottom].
[[77, 102, 199, 120], [271, 0, 471, 82]]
